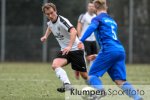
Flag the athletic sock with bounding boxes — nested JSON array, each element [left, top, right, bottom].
[[55, 67, 71, 84], [121, 82, 142, 100], [88, 75, 104, 90]]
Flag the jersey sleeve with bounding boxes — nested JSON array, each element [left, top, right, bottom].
[[47, 22, 50, 26], [47, 21, 52, 28], [80, 17, 99, 42], [78, 14, 84, 23], [59, 16, 74, 32]]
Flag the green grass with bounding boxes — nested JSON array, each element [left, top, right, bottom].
[[0, 63, 150, 100]]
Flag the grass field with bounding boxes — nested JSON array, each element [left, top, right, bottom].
[[0, 63, 150, 100]]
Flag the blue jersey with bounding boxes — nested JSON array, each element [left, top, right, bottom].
[[81, 13, 124, 52]]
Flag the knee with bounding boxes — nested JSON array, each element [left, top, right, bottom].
[[51, 64, 56, 70], [114, 80, 126, 86], [52, 62, 59, 70]]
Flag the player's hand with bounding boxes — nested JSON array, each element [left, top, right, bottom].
[[62, 46, 71, 55], [40, 36, 47, 42], [88, 54, 97, 61], [78, 42, 84, 50]]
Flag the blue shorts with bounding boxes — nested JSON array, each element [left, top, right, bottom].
[[88, 51, 126, 81]]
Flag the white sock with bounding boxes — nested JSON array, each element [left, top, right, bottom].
[[55, 67, 71, 84]]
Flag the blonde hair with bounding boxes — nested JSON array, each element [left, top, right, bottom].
[[93, 0, 108, 10], [42, 3, 57, 13]]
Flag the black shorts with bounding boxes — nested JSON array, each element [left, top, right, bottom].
[[83, 41, 98, 56], [56, 50, 87, 72]]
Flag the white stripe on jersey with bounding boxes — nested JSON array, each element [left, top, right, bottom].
[[47, 15, 80, 51]]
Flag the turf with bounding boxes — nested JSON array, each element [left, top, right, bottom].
[[0, 63, 150, 100]]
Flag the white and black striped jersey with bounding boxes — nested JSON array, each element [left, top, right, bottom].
[[47, 15, 80, 51], [78, 12, 96, 41]]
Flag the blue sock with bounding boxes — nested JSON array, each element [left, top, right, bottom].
[[121, 82, 142, 100], [88, 75, 104, 90]]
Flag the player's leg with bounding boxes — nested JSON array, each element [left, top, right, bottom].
[[108, 52, 143, 100], [52, 58, 70, 84], [88, 51, 115, 90], [52, 52, 73, 93], [79, 72, 88, 80], [74, 49, 87, 80], [87, 52, 117, 99], [69, 50, 88, 80], [74, 71, 80, 80], [52, 58, 74, 93], [83, 41, 91, 65], [87, 41, 98, 66], [119, 81, 143, 100]]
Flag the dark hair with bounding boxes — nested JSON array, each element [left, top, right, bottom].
[[42, 3, 57, 13]]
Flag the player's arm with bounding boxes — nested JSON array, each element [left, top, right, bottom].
[[40, 27, 51, 42], [60, 16, 77, 55], [77, 14, 84, 38], [78, 20, 99, 50], [62, 27, 77, 55], [44, 27, 51, 38], [68, 27, 77, 47], [80, 22, 98, 42], [76, 21, 82, 38]]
